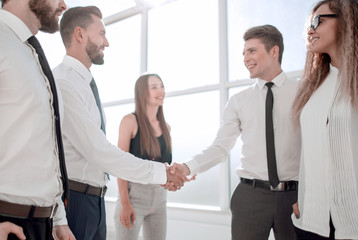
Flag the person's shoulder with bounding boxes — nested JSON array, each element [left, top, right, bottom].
[[121, 113, 137, 125], [282, 72, 301, 86], [285, 77, 300, 85], [0, 23, 22, 57], [120, 113, 138, 135], [279, 73, 301, 96], [282, 78, 299, 93], [166, 122, 171, 132], [53, 62, 80, 86], [53, 62, 71, 79], [225, 84, 256, 111], [230, 83, 256, 100], [53, 64, 83, 98], [0, 22, 11, 43]]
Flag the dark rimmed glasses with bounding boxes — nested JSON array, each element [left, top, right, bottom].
[[311, 14, 337, 30]]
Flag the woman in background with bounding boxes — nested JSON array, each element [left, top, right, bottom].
[[292, 0, 358, 239], [114, 73, 172, 240]]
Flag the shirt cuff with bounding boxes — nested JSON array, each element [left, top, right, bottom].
[[151, 161, 167, 185], [52, 200, 68, 226], [184, 160, 199, 176]]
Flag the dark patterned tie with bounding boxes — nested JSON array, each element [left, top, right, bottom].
[[265, 82, 280, 187], [27, 36, 69, 203], [90, 78, 109, 180], [90, 78, 106, 134]]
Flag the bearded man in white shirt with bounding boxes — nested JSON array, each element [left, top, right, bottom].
[[52, 6, 185, 240], [0, 0, 76, 239], [170, 25, 301, 240]]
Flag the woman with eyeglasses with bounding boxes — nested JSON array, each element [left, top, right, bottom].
[[113, 73, 172, 240], [291, 0, 358, 239]]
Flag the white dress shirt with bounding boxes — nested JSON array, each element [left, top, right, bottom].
[[186, 72, 301, 181], [292, 65, 358, 239], [52, 55, 166, 189], [0, 9, 67, 225]]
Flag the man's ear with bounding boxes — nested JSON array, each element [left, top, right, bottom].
[[73, 26, 85, 44], [271, 45, 279, 60]]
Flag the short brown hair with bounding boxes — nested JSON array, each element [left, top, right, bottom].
[[1, 0, 10, 7], [243, 24, 284, 64], [60, 6, 102, 47]]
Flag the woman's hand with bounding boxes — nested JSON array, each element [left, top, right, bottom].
[[292, 202, 300, 219], [120, 204, 136, 229]]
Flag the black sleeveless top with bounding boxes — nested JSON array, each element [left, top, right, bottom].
[[129, 113, 172, 165]]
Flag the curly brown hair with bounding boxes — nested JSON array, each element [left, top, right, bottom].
[[292, 0, 358, 124]]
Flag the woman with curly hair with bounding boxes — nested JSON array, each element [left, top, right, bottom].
[[292, 0, 358, 239]]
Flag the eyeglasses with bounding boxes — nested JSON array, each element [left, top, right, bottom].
[[311, 14, 337, 30]]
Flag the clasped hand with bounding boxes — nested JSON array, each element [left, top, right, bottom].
[[162, 163, 196, 191]]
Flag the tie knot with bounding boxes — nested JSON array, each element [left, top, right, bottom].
[[265, 82, 274, 89], [27, 36, 40, 48]]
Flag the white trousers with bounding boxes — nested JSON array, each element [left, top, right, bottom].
[[114, 182, 167, 240]]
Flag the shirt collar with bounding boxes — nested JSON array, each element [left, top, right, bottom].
[[256, 71, 287, 89], [329, 64, 339, 74], [62, 55, 93, 84], [0, 9, 33, 43]]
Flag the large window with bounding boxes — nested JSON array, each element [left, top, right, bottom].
[[37, 0, 317, 210], [147, 0, 219, 92], [165, 91, 221, 205], [92, 15, 142, 102]]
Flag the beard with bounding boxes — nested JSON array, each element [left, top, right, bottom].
[[86, 39, 105, 65], [29, 0, 61, 33]]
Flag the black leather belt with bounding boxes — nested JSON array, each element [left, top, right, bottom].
[[69, 180, 107, 197], [0, 200, 57, 218], [240, 178, 298, 191]]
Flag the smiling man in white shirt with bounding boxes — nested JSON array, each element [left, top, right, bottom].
[[52, 6, 184, 240], [170, 25, 301, 240], [0, 0, 75, 239]]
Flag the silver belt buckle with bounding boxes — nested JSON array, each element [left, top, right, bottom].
[[270, 182, 285, 191]]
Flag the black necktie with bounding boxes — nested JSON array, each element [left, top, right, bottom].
[[265, 82, 280, 187], [27, 36, 69, 204], [90, 78, 106, 134]]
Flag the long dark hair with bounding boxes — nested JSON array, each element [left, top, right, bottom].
[[134, 73, 171, 157]]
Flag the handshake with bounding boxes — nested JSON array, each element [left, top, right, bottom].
[[163, 163, 196, 191]]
